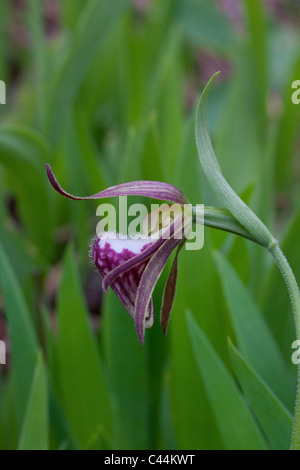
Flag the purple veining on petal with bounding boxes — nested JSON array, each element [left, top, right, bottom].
[[46, 164, 188, 205], [93, 233, 154, 328], [134, 215, 186, 344], [101, 216, 183, 293], [102, 232, 166, 293], [160, 241, 185, 335]]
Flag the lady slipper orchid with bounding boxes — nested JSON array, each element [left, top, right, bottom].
[[46, 164, 190, 344]]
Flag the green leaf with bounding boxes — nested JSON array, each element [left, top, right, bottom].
[[61, 0, 85, 28], [54, 246, 112, 448], [48, 382, 80, 450], [214, 58, 264, 196], [228, 339, 293, 450], [101, 291, 150, 450], [0, 221, 35, 288], [18, 354, 48, 450], [177, 0, 236, 55], [244, 0, 267, 129], [0, 375, 19, 450], [0, 0, 9, 81], [47, 0, 130, 144], [26, 0, 47, 131], [0, 242, 39, 425], [186, 311, 267, 450], [263, 208, 300, 365], [118, 25, 183, 183], [214, 250, 295, 410], [274, 52, 300, 190], [0, 126, 53, 255], [169, 233, 227, 449], [195, 73, 275, 248]]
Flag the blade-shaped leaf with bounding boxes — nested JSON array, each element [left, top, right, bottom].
[[177, 0, 235, 54], [101, 291, 150, 450], [214, 250, 295, 411], [18, 354, 48, 450], [46, 0, 131, 143], [186, 311, 267, 450], [228, 339, 293, 450], [54, 246, 112, 448], [0, 243, 39, 425], [263, 207, 300, 363], [0, 126, 53, 255], [195, 73, 274, 248]]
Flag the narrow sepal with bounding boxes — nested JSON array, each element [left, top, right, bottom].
[[46, 164, 188, 205], [160, 241, 185, 335], [134, 217, 185, 344]]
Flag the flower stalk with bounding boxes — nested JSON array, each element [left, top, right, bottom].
[[196, 72, 300, 450], [268, 243, 300, 450], [193, 206, 259, 245]]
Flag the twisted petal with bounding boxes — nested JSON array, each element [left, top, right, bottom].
[[160, 241, 185, 335], [46, 164, 188, 205], [134, 216, 185, 344]]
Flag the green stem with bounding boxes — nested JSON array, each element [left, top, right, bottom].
[[195, 205, 300, 450], [193, 206, 261, 245], [269, 243, 300, 450]]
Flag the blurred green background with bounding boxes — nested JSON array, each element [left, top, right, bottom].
[[0, 0, 299, 450]]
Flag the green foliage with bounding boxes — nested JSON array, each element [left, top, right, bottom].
[[0, 0, 299, 450], [186, 311, 267, 450], [18, 354, 48, 450]]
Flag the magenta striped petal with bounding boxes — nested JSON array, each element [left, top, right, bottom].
[[93, 233, 155, 328], [134, 217, 185, 344], [46, 164, 188, 205], [102, 235, 164, 293], [102, 219, 179, 293]]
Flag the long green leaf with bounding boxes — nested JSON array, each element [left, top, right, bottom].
[[228, 339, 293, 450], [0, 243, 39, 425], [170, 236, 228, 449], [177, 0, 236, 55], [244, 0, 267, 130], [263, 208, 300, 364], [54, 246, 112, 449], [0, 126, 53, 255], [18, 354, 48, 450], [195, 73, 274, 248], [101, 291, 150, 450], [47, 0, 130, 143], [186, 311, 267, 450], [214, 250, 295, 410]]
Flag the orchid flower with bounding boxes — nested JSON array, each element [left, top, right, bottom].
[[46, 71, 300, 447], [45, 164, 260, 344], [46, 164, 190, 344]]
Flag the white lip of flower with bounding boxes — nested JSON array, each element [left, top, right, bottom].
[[93, 231, 155, 332], [98, 231, 152, 253]]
